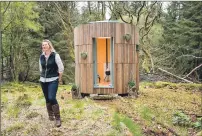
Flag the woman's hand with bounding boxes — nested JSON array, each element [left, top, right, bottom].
[[59, 73, 63, 85], [59, 78, 63, 85]]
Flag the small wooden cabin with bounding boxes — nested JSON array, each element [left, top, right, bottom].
[[74, 21, 139, 96]]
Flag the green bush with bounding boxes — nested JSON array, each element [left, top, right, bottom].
[[172, 111, 191, 127], [193, 117, 202, 129], [71, 84, 78, 91], [128, 80, 136, 88]]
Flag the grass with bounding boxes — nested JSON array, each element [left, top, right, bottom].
[[140, 106, 154, 122], [6, 105, 21, 118], [23, 124, 39, 135], [112, 112, 143, 136], [140, 81, 202, 91], [1, 81, 201, 136], [3, 122, 24, 135], [15, 94, 32, 108], [26, 111, 40, 119]]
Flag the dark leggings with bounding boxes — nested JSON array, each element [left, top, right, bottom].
[[40, 79, 59, 105]]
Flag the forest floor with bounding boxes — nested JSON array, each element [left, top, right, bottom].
[[1, 81, 202, 136]]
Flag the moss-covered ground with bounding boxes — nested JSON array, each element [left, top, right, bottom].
[[1, 81, 201, 136]]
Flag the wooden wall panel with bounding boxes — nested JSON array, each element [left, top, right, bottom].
[[109, 23, 115, 37], [114, 44, 118, 63], [96, 23, 100, 38], [116, 64, 123, 94], [80, 64, 87, 93], [75, 64, 79, 86], [129, 45, 133, 63], [123, 64, 129, 93], [87, 44, 93, 63], [94, 88, 114, 94], [114, 63, 117, 93], [83, 24, 89, 45], [117, 44, 124, 63], [75, 46, 78, 63], [74, 22, 139, 94], [77, 45, 80, 64], [136, 52, 139, 91], [86, 64, 93, 94], [115, 23, 122, 44], [131, 25, 135, 45], [74, 27, 78, 45], [103, 23, 108, 37], [133, 44, 136, 81]]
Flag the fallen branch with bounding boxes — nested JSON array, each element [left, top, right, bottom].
[[158, 68, 193, 83], [184, 63, 202, 78], [177, 55, 202, 59]]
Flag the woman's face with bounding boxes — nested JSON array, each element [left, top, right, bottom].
[[42, 42, 50, 52]]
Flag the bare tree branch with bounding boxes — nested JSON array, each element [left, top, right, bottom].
[[2, 2, 10, 15], [88, 2, 91, 15], [123, 2, 133, 24], [184, 63, 202, 78], [177, 55, 202, 59], [118, 11, 130, 23], [137, 1, 145, 25], [141, 16, 157, 41], [101, 1, 105, 20], [54, 2, 73, 33]]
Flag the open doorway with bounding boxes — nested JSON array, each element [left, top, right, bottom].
[[93, 37, 114, 88]]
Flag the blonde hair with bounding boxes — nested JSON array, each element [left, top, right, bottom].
[[42, 39, 56, 52]]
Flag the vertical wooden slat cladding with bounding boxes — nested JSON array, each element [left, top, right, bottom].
[[136, 52, 139, 91], [110, 23, 115, 37], [96, 23, 100, 37], [129, 44, 133, 63], [75, 64, 79, 87], [135, 26, 139, 91], [80, 64, 87, 93], [77, 26, 81, 45], [103, 23, 107, 37], [114, 44, 118, 63], [74, 27, 78, 45], [132, 25, 135, 45], [74, 22, 139, 94], [117, 44, 124, 63], [123, 64, 129, 93], [78, 45, 81, 64], [133, 44, 136, 81], [115, 23, 122, 44], [87, 44, 93, 63], [94, 88, 114, 94], [74, 46, 78, 63], [116, 64, 123, 94], [113, 63, 117, 94], [124, 44, 129, 64], [86, 64, 93, 94]]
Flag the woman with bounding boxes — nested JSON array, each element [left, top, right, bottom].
[[39, 39, 64, 127]]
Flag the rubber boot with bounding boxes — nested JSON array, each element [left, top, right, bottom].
[[46, 103, 54, 121], [52, 104, 61, 127]]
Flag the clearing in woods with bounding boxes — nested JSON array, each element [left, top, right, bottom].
[[1, 81, 201, 136]]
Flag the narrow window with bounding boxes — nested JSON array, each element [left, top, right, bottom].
[[93, 37, 114, 88]]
